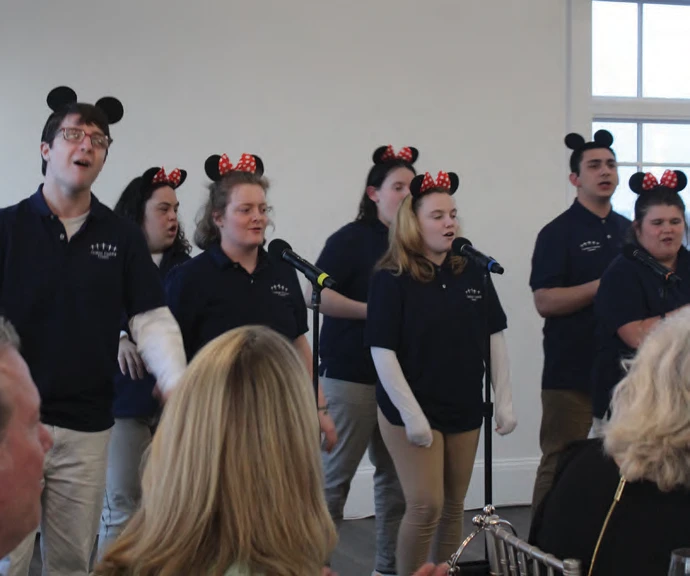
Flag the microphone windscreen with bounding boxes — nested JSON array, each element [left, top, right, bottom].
[[268, 238, 292, 259], [452, 237, 472, 255]]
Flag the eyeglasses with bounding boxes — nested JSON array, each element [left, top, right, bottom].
[[59, 127, 112, 150]]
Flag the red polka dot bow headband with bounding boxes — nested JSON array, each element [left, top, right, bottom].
[[372, 145, 419, 165], [629, 169, 687, 195], [204, 153, 265, 181], [142, 166, 187, 190], [410, 170, 460, 199], [151, 167, 183, 187]]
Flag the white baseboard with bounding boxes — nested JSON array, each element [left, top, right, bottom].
[[344, 457, 539, 520]]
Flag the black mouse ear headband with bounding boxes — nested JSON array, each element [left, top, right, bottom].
[[47, 86, 124, 124], [409, 171, 459, 200], [141, 166, 188, 190], [372, 145, 419, 165], [564, 129, 614, 152], [629, 169, 687, 195], [204, 153, 265, 181]]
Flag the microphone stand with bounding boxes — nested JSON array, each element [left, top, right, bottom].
[[310, 283, 323, 403], [457, 269, 494, 574]]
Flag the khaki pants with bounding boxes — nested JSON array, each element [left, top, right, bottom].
[[321, 378, 404, 575], [6, 425, 111, 576], [379, 410, 480, 576], [531, 389, 592, 517]]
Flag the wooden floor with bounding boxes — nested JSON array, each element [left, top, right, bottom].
[[29, 506, 531, 576]]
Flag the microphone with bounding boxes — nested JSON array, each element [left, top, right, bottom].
[[452, 237, 504, 274], [268, 239, 337, 289], [623, 244, 680, 283]]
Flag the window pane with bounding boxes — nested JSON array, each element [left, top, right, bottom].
[[592, 2, 638, 97], [642, 4, 690, 99], [592, 121, 637, 163], [611, 165, 639, 221], [642, 123, 690, 165]]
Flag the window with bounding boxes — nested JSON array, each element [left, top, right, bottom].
[[593, 1, 690, 99], [586, 1, 690, 221]]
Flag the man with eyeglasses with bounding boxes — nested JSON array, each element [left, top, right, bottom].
[[0, 90, 186, 576]]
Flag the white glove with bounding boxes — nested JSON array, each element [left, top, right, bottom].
[[129, 306, 186, 396], [371, 347, 433, 447], [491, 331, 517, 435]]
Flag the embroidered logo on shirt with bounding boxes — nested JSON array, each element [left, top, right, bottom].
[[580, 240, 601, 253], [271, 283, 290, 297], [465, 288, 482, 302], [90, 243, 118, 260]]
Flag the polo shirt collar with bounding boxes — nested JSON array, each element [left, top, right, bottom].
[[29, 184, 108, 221], [570, 198, 614, 224], [208, 243, 269, 273]]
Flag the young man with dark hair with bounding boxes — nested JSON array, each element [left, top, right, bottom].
[[0, 87, 186, 576], [529, 130, 630, 515]]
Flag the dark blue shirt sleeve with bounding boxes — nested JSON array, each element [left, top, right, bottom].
[[595, 260, 649, 333], [122, 224, 165, 318], [364, 269, 402, 351], [315, 229, 356, 289], [530, 223, 568, 291], [165, 264, 196, 360]]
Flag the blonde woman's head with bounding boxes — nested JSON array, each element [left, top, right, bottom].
[[96, 325, 336, 576], [604, 307, 690, 491]]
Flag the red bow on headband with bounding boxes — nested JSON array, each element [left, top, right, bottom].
[[151, 167, 182, 187], [642, 169, 678, 191], [380, 145, 414, 163], [218, 153, 257, 176], [420, 171, 452, 193]]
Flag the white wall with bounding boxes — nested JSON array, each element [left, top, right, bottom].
[[0, 0, 573, 510]]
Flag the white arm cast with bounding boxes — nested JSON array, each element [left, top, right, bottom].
[[129, 307, 187, 395], [371, 347, 433, 447], [490, 330, 517, 435]]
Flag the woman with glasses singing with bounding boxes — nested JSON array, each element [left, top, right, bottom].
[[165, 153, 337, 451]]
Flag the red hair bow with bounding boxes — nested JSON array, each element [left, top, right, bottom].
[[420, 171, 452, 193], [218, 153, 257, 176], [151, 167, 182, 187], [380, 145, 414, 163], [642, 169, 678, 190]]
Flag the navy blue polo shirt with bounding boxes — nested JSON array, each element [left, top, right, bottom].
[[315, 218, 389, 384], [365, 259, 507, 433], [165, 243, 308, 359], [112, 249, 191, 419], [0, 187, 165, 432], [592, 246, 690, 419], [530, 200, 630, 393]]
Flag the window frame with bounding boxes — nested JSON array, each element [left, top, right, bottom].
[[567, 0, 690, 203]]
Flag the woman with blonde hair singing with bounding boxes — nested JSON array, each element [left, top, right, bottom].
[[94, 325, 337, 576], [365, 170, 516, 575]]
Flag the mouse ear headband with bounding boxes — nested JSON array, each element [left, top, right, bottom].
[[204, 153, 264, 181], [410, 171, 459, 200]]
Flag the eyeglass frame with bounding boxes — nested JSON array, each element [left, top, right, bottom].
[[58, 127, 113, 150]]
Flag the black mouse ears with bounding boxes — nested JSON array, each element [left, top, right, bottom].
[[564, 129, 614, 151], [47, 86, 124, 124], [410, 171, 460, 199], [372, 145, 419, 165], [141, 166, 188, 190], [629, 170, 687, 195], [204, 153, 264, 181]]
